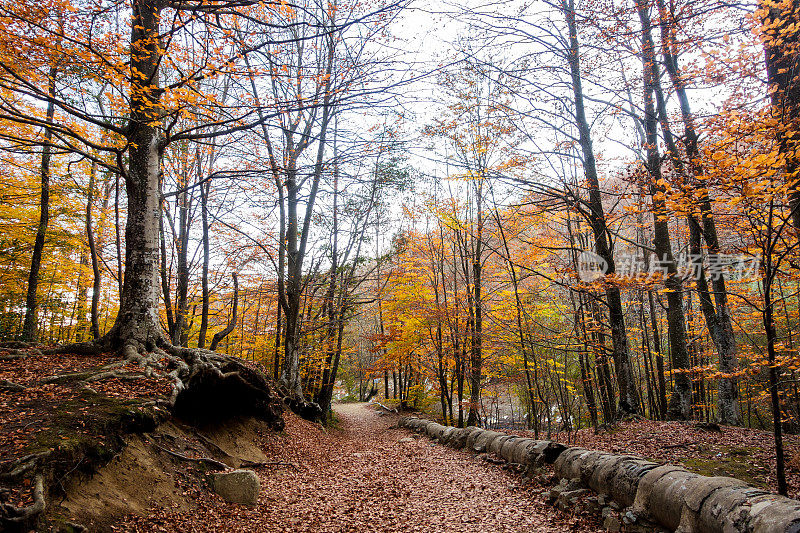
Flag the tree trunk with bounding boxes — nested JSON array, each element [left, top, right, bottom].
[[210, 273, 238, 351], [171, 176, 191, 346], [637, 0, 692, 420], [105, 0, 164, 349], [466, 181, 483, 427], [86, 160, 103, 340], [655, 0, 740, 424], [762, 198, 787, 495], [562, 0, 638, 415], [21, 68, 57, 342], [198, 179, 211, 348]]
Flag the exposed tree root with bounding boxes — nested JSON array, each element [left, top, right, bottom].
[[0, 453, 49, 483], [146, 439, 229, 471], [0, 474, 45, 531], [0, 341, 33, 349], [0, 348, 41, 361], [39, 337, 285, 429], [4, 335, 285, 529], [44, 341, 104, 356], [0, 380, 25, 392], [239, 459, 300, 470], [277, 386, 324, 422]]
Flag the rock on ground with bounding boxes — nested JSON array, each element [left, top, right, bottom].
[[210, 469, 260, 507]]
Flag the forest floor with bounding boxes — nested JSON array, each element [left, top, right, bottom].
[[120, 403, 600, 532]]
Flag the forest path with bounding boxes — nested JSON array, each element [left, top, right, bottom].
[[247, 402, 593, 532], [123, 402, 597, 531]]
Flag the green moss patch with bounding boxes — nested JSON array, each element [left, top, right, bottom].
[[681, 445, 769, 489]]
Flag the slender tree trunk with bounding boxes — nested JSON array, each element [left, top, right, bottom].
[[279, 19, 336, 403], [763, 201, 787, 495], [317, 141, 339, 413], [466, 181, 483, 427], [198, 179, 211, 348], [86, 161, 102, 339], [172, 178, 191, 346], [210, 273, 238, 351], [159, 216, 175, 336], [562, 0, 638, 415], [21, 67, 57, 342], [655, 0, 740, 424], [114, 172, 124, 299], [637, 0, 692, 419]]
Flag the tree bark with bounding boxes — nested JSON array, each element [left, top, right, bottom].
[[561, 0, 639, 415], [466, 180, 484, 427], [21, 68, 57, 342], [637, 0, 692, 420], [198, 179, 211, 349], [86, 162, 103, 340], [210, 273, 238, 351], [105, 0, 164, 349], [655, 0, 740, 424]]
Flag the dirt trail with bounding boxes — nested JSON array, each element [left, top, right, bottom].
[[121, 403, 597, 532]]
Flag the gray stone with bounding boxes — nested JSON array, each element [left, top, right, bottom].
[[531, 440, 567, 464], [640, 467, 698, 531], [746, 493, 800, 533], [557, 488, 590, 510], [425, 422, 446, 440], [510, 438, 536, 465], [464, 427, 485, 451], [499, 436, 521, 462], [607, 458, 658, 508], [488, 435, 513, 455], [439, 426, 456, 443], [210, 469, 260, 506], [603, 514, 622, 532], [695, 485, 768, 533]]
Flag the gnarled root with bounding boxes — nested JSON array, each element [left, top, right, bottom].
[[167, 345, 283, 429], [0, 474, 45, 531], [40, 336, 284, 430], [276, 385, 324, 422]]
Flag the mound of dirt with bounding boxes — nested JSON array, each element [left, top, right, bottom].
[[0, 346, 285, 532], [59, 435, 191, 526], [52, 416, 281, 531]]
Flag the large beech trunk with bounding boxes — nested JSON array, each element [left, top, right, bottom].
[[103, 0, 163, 349]]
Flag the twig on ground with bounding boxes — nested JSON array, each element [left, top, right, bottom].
[[240, 459, 301, 470]]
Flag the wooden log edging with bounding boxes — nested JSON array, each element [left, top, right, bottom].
[[398, 417, 800, 532]]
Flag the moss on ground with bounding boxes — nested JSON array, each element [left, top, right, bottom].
[[24, 389, 167, 495], [681, 445, 769, 488]]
